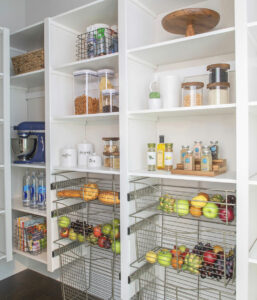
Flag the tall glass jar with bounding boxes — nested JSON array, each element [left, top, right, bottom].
[[193, 141, 202, 159], [147, 143, 156, 171], [181, 145, 189, 164], [201, 149, 213, 171], [98, 69, 115, 113], [164, 143, 173, 171], [184, 150, 195, 171], [209, 141, 219, 160]]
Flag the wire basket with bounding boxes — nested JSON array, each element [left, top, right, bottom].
[[76, 28, 118, 60]]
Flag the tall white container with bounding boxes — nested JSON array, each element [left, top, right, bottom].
[[77, 142, 93, 167], [160, 75, 181, 108]]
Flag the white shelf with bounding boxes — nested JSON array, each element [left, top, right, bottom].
[[14, 248, 47, 264], [0, 251, 6, 261], [129, 104, 236, 119], [10, 21, 44, 51], [249, 174, 257, 185], [52, 112, 119, 122], [12, 198, 46, 217], [128, 27, 235, 67], [54, 53, 119, 74], [11, 69, 45, 88], [129, 169, 236, 184], [12, 163, 46, 169], [0, 165, 4, 169], [54, 166, 120, 175], [249, 239, 257, 264], [0, 210, 5, 215]]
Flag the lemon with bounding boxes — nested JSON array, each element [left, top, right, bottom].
[[191, 194, 208, 208], [145, 251, 157, 264]]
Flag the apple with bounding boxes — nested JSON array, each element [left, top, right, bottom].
[[202, 202, 219, 219], [179, 245, 186, 253], [219, 207, 234, 223], [112, 240, 121, 254], [102, 224, 112, 236], [78, 233, 85, 243], [203, 250, 217, 265], [104, 239, 111, 249], [93, 225, 102, 238], [110, 226, 120, 239], [112, 218, 120, 227], [157, 249, 172, 267], [58, 216, 70, 228], [98, 236, 107, 248], [210, 194, 224, 205], [174, 200, 189, 216], [60, 227, 69, 238], [69, 229, 77, 241], [145, 251, 157, 264]]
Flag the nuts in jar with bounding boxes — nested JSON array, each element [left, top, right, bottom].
[[182, 82, 204, 107], [103, 137, 119, 154]]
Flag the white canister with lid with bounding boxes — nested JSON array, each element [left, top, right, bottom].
[[88, 153, 102, 169], [77, 142, 93, 167], [60, 147, 77, 168]]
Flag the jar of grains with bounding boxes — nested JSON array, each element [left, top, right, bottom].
[[207, 82, 230, 105], [182, 82, 204, 107]]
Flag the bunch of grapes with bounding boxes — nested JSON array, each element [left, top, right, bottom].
[[70, 220, 93, 235], [226, 251, 234, 279], [192, 242, 212, 256]]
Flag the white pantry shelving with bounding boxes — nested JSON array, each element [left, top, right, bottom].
[[52, 112, 119, 122], [12, 197, 47, 217], [11, 69, 45, 89], [13, 248, 47, 264], [53, 166, 120, 175], [11, 163, 46, 169]]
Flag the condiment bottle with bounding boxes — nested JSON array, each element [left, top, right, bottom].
[[201, 149, 213, 171], [157, 135, 165, 170], [181, 145, 189, 164], [147, 143, 156, 171], [193, 141, 202, 159], [184, 150, 195, 171], [209, 141, 219, 160], [164, 143, 173, 171]]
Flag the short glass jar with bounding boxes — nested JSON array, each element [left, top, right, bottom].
[[102, 89, 119, 113], [103, 137, 119, 154], [207, 82, 230, 105], [104, 153, 120, 169], [207, 63, 230, 83], [182, 82, 204, 107], [147, 143, 156, 171], [184, 150, 195, 171], [201, 149, 213, 171]]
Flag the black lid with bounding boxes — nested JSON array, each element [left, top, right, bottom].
[[159, 135, 164, 143]]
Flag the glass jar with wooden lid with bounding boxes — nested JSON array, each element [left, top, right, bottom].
[[102, 137, 119, 154], [207, 63, 230, 83], [182, 82, 204, 107], [207, 82, 230, 105]]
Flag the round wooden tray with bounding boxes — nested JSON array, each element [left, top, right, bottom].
[[162, 8, 220, 37]]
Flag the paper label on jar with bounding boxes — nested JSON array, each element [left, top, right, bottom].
[[164, 152, 173, 166], [147, 152, 156, 166]]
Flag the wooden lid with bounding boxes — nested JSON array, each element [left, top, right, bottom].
[[207, 63, 230, 71], [102, 137, 119, 141], [182, 82, 204, 88], [207, 82, 230, 88]]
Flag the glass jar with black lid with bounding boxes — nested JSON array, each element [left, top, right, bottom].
[[207, 63, 230, 84]]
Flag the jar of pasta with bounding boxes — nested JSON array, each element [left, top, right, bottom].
[[182, 82, 204, 107]]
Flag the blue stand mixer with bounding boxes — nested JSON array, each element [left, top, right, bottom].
[[11, 122, 45, 164]]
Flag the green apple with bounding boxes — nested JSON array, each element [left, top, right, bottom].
[[112, 218, 120, 227], [157, 249, 172, 267], [69, 229, 77, 241], [77, 234, 85, 243], [203, 202, 219, 219], [58, 216, 70, 228], [174, 200, 189, 216], [112, 240, 121, 254], [179, 245, 186, 253], [102, 224, 112, 235], [110, 226, 120, 239]]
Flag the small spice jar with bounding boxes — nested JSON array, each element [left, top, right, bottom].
[[207, 82, 230, 105], [102, 89, 119, 113], [147, 143, 156, 171], [207, 63, 230, 83], [209, 141, 219, 160], [181, 146, 189, 164], [103, 137, 119, 154], [201, 149, 213, 171], [182, 82, 204, 107], [164, 143, 173, 171], [193, 141, 202, 160], [184, 150, 195, 171]]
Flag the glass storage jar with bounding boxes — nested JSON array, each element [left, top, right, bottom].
[[102, 89, 119, 113], [73, 69, 99, 115], [207, 82, 230, 105], [104, 153, 120, 169], [103, 137, 119, 154], [98, 69, 115, 113], [181, 145, 189, 164], [201, 149, 212, 171], [147, 143, 156, 171], [184, 150, 195, 171], [207, 63, 230, 83], [182, 82, 204, 107]]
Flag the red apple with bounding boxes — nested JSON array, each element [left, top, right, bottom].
[[219, 207, 234, 223], [203, 250, 217, 265], [60, 227, 69, 238], [98, 236, 107, 248], [93, 225, 102, 238]]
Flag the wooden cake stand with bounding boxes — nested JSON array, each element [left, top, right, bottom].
[[162, 8, 220, 37]]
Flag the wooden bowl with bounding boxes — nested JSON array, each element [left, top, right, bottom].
[[162, 8, 220, 37]]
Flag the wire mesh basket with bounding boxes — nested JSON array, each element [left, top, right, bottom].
[[76, 27, 118, 61]]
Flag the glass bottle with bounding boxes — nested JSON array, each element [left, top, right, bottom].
[[209, 141, 219, 160], [184, 150, 195, 171], [156, 136, 165, 170], [193, 141, 202, 159], [30, 171, 38, 209], [164, 143, 173, 171], [22, 170, 30, 207], [181, 145, 189, 164], [201, 149, 213, 171], [147, 143, 156, 171]]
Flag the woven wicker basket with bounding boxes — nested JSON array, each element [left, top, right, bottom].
[[12, 49, 44, 75]]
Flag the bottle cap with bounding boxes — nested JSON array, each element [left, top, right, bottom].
[[159, 135, 164, 143], [149, 92, 160, 99]]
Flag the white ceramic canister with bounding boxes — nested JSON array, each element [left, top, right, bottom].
[[88, 153, 102, 169], [148, 80, 162, 110], [160, 75, 181, 108], [77, 142, 93, 167], [60, 148, 77, 168]]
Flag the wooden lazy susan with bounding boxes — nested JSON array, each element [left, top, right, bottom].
[[162, 8, 220, 37]]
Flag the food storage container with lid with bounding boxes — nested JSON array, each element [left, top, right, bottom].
[[77, 142, 93, 167], [102, 89, 119, 113], [182, 82, 204, 107], [88, 153, 101, 168], [110, 25, 118, 53], [103, 137, 119, 154], [104, 153, 120, 169], [98, 69, 115, 112], [207, 63, 230, 83], [184, 150, 195, 170], [60, 147, 77, 168], [207, 82, 230, 105], [201, 149, 212, 171], [73, 69, 99, 114]]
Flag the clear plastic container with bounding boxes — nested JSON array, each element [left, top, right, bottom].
[[73, 69, 99, 114], [207, 82, 230, 105], [182, 82, 204, 107], [98, 69, 115, 112], [102, 89, 119, 113], [103, 137, 119, 154]]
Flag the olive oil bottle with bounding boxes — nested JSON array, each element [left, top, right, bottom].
[[157, 135, 165, 170]]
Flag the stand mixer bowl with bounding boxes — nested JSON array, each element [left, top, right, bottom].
[[11, 137, 37, 161]]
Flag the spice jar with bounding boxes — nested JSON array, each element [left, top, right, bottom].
[[147, 143, 156, 171], [102, 89, 119, 113], [98, 69, 115, 112], [209, 141, 219, 160], [181, 146, 189, 164], [182, 82, 204, 107], [201, 149, 212, 171], [207, 63, 230, 83], [193, 141, 202, 160], [207, 82, 230, 105], [164, 143, 173, 171], [103, 153, 119, 169], [73, 69, 99, 114], [184, 150, 195, 171], [103, 137, 119, 154]]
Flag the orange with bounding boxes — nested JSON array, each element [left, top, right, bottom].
[[198, 192, 209, 200], [171, 257, 183, 269], [190, 206, 202, 217]]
